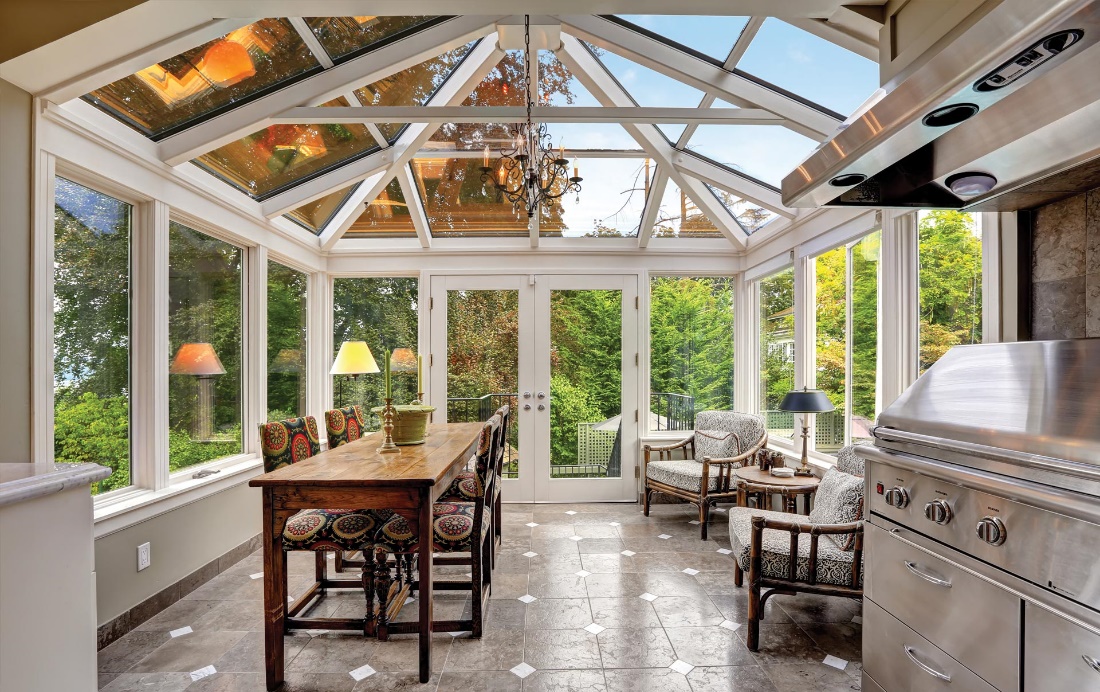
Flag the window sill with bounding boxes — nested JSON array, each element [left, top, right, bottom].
[[93, 455, 263, 538]]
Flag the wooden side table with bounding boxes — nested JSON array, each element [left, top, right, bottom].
[[733, 466, 821, 514]]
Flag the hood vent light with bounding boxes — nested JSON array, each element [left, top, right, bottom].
[[829, 173, 867, 187], [974, 29, 1083, 92], [922, 103, 979, 128], [946, 172, 998, 197]]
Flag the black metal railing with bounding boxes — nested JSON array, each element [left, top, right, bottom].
[[448, 393, 519, 477], [650, 392, 696, 431]]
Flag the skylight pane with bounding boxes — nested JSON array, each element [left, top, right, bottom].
[[304, 16, 437, 63], [284, 185, 357, 234], [590, 46, 706, 108], [705, 183, 779, 234], [346, 178, 417, 237], [686, 124, 818, 187], [542, 157, 651, 238], [464, 51, 526, 106], [543, 123, 639, 151], [615, 15, 749, 62], [541, 54, 599, 107], [652, 180, 723, 238], [193, 97, 380, 200], [738, 18, 878, 117], [659, 124, 686, 143], [85, 19, 320, 139], [412, 158, 529, 237]]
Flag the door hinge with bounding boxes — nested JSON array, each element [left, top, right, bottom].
[[635, 296, 639, 309], [429, 296, 433, 310], [635, 353, 639, 366], [634, 410, 639, 422], [634, 465, 640, 478], [430, 354, 433, 367]]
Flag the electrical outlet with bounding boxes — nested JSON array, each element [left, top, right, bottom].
[[137, 542, 151, 572]]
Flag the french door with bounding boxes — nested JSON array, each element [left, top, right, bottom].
[[428, 274, 638, 503]]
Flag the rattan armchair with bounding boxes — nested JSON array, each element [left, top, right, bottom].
[[642, 411, 768, 539]]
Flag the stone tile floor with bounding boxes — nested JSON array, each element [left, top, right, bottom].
[[99, 502, 862, 691]]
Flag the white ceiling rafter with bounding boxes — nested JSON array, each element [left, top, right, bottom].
[[260, 146, 397, 218], [271, 105, 784, 125], [287, 17, 335, 69], [636, 170, 670, 249], [556, 14, 841, 141], [673, 153, 793, 219], [556, 34, 747, 250], [317, 38, 505, 251], [395, 163, 433, 248], [157, 15, 504, 166]]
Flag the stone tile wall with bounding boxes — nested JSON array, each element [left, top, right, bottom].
[[1031, 188, 1100, 339]]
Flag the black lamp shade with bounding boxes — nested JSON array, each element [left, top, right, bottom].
[[778, 389, 835, 413]]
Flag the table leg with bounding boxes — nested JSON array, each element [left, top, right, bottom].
[[803, 492, 811, 515], [263, 491, 290, 691], [418, 488, 434, 683]]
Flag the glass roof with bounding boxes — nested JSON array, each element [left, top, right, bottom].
[[613, 15, 751, 63], [590, 45, 706, 108], [304, 16, 438, 63], [705, 183, 779, 234], [85, 19, 320, 139], [685, 124, 819, 188], [546, 157, 650, 238], [284, 184, 357, 234], [737, 18, 878, 117], [411, 157, 529, 237], [652, 179, 723, 238], [346, 177, 416, 237], [540, 53, 599, 107]]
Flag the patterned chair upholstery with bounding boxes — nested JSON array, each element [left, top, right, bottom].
[[260, 417, 321, 472], [643, 411, 768, 539], [325, 405, 365, 448], [730, 443, 865, 652]]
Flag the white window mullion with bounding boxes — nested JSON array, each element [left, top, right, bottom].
[[133, 200, 170, 490], [793, 254, 815, 449], [312, 273, 335, 419], [880, 209, 920, 410], [244, 246, 267, 453], [844, 242, 855, 448], [32, 153, 57, 464], [734, 275, 758, 415]]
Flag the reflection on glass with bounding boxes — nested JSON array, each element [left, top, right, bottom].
[[542, 157, 649, 237], [305, 16, 437, 63], [86, 19, 319, 138], [447, 290, 520, 478], [540, 53, 599, 107], [614, 15, 750, 62], [550, 290, 622, 478], [649, 277, 734, 432], [346, 177, 416, 237], [412, 157, 528, 237], [333, 277, 420, 428], [653, 179, 723, 238], [852, 231, 880, 445], [53, 178, 132, 495], [168, 222, 243, 470], [268, 261, 308, 419], [919, 211, 982, 373], [815, 244, 847, 453], [759, 267, 794, 441], [284, 184, 357, 233], [686, 125, 818, 187], [704, 183, 778, 234]]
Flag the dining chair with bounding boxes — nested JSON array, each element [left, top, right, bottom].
[[324, 405, 371, 573], [258, 416, 381, 631], [370, 414, 500, 639]]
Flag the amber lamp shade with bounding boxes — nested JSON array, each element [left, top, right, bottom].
[[331, 341, 380, 376], [169, 343, 227, 377], [203, 39, 256, 87], [389, 347, 417, 372]]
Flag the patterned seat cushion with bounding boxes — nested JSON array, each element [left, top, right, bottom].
[[646, 459, 729, 492], [728, 506, 863, 588], [375, 502, 490, 553], [260, 417, 320, 472], [325, 406, 365, 448], [281, 509, 378, 552], [694, 411, 766, 453], [694, 430, 738, 462], [438, 470, 481, 502], [835, 442, 870, 477]]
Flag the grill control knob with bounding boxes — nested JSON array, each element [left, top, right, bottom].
[[884, 486, 910, 509], [976, 516, 1007, 546], [924, 499, 953, 525]]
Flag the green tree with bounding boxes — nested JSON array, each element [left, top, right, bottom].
[[267, 262, 307, 418], [55, 393, 130, 494], [760, 268, 795, 414], [919, 211, 982, 371]]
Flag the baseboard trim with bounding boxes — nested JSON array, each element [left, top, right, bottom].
[[96, 532, 262, 650]]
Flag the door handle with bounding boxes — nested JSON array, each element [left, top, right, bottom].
[[904, 561, 952, 588], [524, 404, 532, 411], [903, 645, 952, 682], [523, 392, 532, 399], [537, 404, 546, 411], [537, 391, 547, 399]]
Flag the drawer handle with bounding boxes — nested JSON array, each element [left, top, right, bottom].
[[1084, 655, 1100, 673], [904, 645, 952, 682], [904, 560, 952, 588]]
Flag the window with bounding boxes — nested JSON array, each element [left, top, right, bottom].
[[168, 222, 243, 470], [918, 211, 982, 373], [759, 267, 795, 441], [332, 277, 419, 428], [649, 276, 734, 431], [813, 231, 881, 452], [267, 261, 308, 419], [53, 178, 132, 495]]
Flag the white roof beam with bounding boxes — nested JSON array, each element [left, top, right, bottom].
[[556, 34, 746, 250], [288, 17, 335, 69], [557, 15, 841, 141], [260, 147, 397, 218], [158, 16, 502, 166], [396, 164, 433, 248], [135, 2, 858, 17], [673, 153, 794, 219], [637, 171, 669, 249], [272, 105, 784, 125]]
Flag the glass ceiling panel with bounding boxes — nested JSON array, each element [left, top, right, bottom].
[[705, 182, 779, 234], [543, 157, 651, 238], [590, 44, 706, 108], [541, 53, 599, 107], [652, 178, 723, 238], [284, 184, 357, 234], [85, 19, 320, 139], [412, 158, 528, 237], [346, 177, 416, 237], [304, 16, 437, 63], [614, 15, 750, 62], [738, 18, 878, 117], [685, 124, 818, 188], [543, 122, 640, 151], [193, 96, 380, 200]]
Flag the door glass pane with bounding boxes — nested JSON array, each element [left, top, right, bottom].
[[852, 230, 881, 444], [759, 267, 794, 441], [549, 290, 622, 478], [446, 290, 520, 478]]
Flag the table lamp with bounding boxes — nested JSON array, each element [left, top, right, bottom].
[[779, 388, 835, 477], [330, 341, 379, 378]]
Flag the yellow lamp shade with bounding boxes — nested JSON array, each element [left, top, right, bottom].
[[169, 343, 226, 376], [389, 347, 417, 372], [331, 340, 380, 376]]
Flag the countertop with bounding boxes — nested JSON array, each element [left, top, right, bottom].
[[0, 462, 111, 509]]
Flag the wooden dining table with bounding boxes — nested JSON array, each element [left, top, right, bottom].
[[249, 422, 483, 689]]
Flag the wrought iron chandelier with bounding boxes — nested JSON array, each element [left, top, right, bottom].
[[479, 15, 582, 218]]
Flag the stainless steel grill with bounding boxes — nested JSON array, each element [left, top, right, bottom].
[[856, 340, 1100, 692]]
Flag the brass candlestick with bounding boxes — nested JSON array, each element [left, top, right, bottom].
[[378, 397, 399, 453]]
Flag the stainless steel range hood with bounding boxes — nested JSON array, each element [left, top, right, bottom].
[[782, 0, 1100, 211]]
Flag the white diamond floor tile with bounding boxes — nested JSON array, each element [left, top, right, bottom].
[[688, 520, 700, 525], [719, 620, 741, 631], [565, 511, 578, 515], [609, 522, 621, 526], [169, 626, 192, 638], [852, 615, 863, 624], [823, 655, 848, 670], [669, 660, 694, 675], [569, 535, 583, 541], [584, 623, 606, 635], [249, 572, 263, 580], [638, 592, 658, 602], [682, 568, 700, 576], [523, 551, 539, 558], [518, 594, 537, 604], [190, 666, 216, 682], [349, 663, 376, 681], [621, 550, 636, 557], [716, 548, 733, 555], [713, 507, 727, 513], [526, 522, 539, 528], [511, 662, 536, 679], [575, 570, 592, 578], [657, 534, 672, 540]]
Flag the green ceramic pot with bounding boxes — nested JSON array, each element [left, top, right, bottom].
[[371, 404, 436, 445]]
